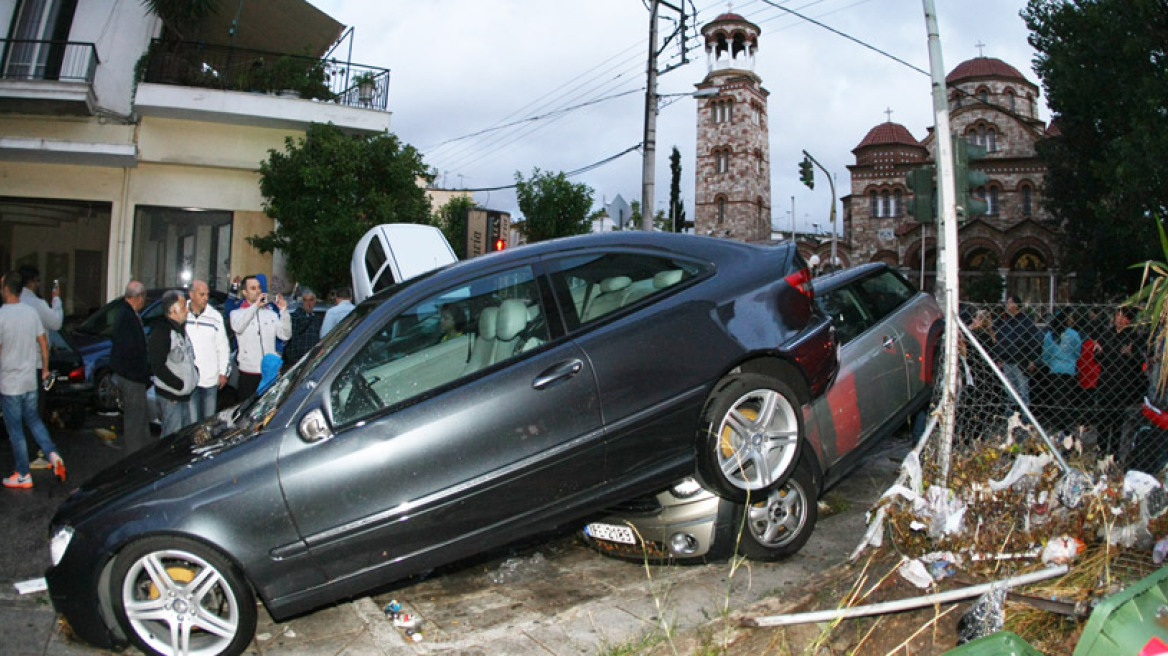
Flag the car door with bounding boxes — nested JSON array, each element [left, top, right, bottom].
[[277, 264, 604, 583], [810, 280, 908, 462], [543, 250, 712, 488]]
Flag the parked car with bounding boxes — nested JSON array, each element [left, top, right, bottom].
[[0, 328, 93, 434], [351, 223, 458, 303], [45, 232, 837, 656], [69, 289, 231, 412], [583, 263, 943, 562]]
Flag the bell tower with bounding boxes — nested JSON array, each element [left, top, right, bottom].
[[694, 12, 771, 242]]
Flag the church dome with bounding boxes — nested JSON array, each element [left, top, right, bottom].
[[947, 57, 1030, 85], [854, 122, 919, 150]]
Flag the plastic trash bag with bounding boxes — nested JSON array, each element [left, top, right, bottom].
[[956, 587, 1007, 645]]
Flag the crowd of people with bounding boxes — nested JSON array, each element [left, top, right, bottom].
[[2, 271, 355, 489], [957, 297, 1153, 461]]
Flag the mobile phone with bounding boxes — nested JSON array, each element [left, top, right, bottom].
[[52, 279, 59, 292]]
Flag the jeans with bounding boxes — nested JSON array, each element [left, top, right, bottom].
[[191, 385, 218, 423], [115, 375, 149, 453], [159, 396, 194, 437], [2, 390, 58, 476], [1002, 363, 1030, 409]]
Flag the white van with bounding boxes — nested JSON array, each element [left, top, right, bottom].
[[350, 224, 457, 303]]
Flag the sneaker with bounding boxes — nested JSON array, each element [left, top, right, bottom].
[[29, 453, 50, 469], [49, 453, 66, 483], [3, 472, 32, 489]]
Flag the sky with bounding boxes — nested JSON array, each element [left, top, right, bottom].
[[310, 0, 1047, 236]]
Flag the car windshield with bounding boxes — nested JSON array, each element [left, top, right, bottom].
[[234, 300, 380, 430]]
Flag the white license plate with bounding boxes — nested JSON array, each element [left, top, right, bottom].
[[585, 522, 636, 545]]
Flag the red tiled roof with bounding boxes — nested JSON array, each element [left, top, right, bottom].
[[854, 122, 919, 150], [712, 12, 746, 22], [947, 57, 1029, 84]]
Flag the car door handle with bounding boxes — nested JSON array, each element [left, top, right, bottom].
[[532, 359, 584, 390], [882, 335, 897, 350]]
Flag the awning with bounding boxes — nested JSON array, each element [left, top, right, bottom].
[[193, 0, 345, 57]]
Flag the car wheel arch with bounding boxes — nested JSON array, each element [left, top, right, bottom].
[[104, 529, 264, 607], [728, 355, 812, 407]]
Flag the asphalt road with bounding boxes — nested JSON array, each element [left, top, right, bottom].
[[0, 411, 910, 655]]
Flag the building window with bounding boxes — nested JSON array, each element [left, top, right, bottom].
[[988, 186, 1000, 214], [869, 191, 878, 217], [712, 99, 735, 124], [716, 196, 727, 224], [1006, 89, 1016, 112], [987, 127, 997, 152], [1021, 185, 1033, 215], [880, 190, 891, 218], [133, 206, 234, 291], [893, 189, 903, 217], [978, 89, 989, 103], [714, 147, 731, 174]]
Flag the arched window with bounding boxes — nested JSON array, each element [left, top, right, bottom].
[[987, 127, 997, 152], [869, 191, 878, 217], [977, 124, 987, 147], [1021, 185, 1033, 215], [1006, 89, 1016, 112], [952, 91, 963, 109], [987, 186, 1000, 214], [880, 190, 891, 218], [893, 189, 903, 217], [716, 196, 727, 224], [978, 89, 989, 103], [714, 147, 731, 174]]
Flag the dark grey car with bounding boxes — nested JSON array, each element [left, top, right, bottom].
[[584, 263, 942, 562], [45, 232, 838, 656]]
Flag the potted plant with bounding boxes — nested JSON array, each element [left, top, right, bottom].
[[354, 72, 378, 104]]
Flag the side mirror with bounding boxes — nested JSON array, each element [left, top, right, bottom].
[[298, 408, 333, 444]]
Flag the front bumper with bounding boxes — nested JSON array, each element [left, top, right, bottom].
[[584, 490, 726, 561], [45, 528, 121, 650]]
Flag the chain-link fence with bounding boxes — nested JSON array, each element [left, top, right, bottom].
[[940, 301, 1167, 476]]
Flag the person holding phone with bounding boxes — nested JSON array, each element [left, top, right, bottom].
[[229, 275, 290, 400]]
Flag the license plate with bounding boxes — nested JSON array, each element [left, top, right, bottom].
[[585, 522, 636, 545]]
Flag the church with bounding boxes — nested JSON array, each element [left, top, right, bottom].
[[691, 13, 1062, 303]]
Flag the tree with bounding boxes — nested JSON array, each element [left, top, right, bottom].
[[249, 123, 432, 293], [1022, 0, 1168, 297], [140, 0, 219, 39], [434, 195, 474, 259], [514, 168, 593, 243], [668, 146, 686, 232]]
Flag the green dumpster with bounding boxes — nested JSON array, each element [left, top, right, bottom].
[[944, 630, 1045, 655], [1074, 565, 1168, 656]]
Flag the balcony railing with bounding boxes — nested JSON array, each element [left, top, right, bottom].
[[0, 40, 99, 82], [140, 40, 390, 111]]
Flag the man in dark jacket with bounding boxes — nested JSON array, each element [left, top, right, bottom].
[[283, 287, 322, 371], [995, 295, 1042, 408], [110, 281, 150, 452], [149, 290, 198, 437]]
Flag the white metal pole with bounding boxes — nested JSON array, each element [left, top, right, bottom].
[[923, 0, 960, 486]]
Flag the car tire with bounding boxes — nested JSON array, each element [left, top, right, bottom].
[[734, 459, 817, 560], [109, 536, 256, 656], [696, 373, 803, 503], [94, 369, 121, 413]]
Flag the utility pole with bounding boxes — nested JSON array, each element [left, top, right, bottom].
[[641, 0, 660, 232]]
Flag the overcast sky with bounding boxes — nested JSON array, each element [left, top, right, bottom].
[[311, 0, 1047, 235]]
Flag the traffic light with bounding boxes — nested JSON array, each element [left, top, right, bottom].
[[798, 157, 814, 189], [489, 213, 508, 251], [953, 136, 989, 219], [905, 166, 936, 224]]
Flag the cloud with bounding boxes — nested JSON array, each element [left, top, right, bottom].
[[313, 0, 1044, 232]]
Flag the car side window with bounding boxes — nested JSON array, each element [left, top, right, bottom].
[[856, 270, 916, 321], [329, 265, 548, 427], [818, 287, 871, 345], [546, 252, 704, 330]]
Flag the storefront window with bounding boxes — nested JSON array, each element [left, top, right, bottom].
[[132, 207, 233, 291]]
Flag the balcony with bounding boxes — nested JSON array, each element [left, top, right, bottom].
[[134, 40, 392, 133], [0, 40, 99, 115]]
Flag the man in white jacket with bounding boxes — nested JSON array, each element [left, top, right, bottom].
[[230, 275, 290, 400], [186, 280, 231, 421]]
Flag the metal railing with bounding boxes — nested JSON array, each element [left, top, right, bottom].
[[139, 40, 390, 111], [0, 39, 99, 83]]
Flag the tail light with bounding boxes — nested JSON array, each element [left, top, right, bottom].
[[784, 267, 814, 299], [68, 367, 86, 383]]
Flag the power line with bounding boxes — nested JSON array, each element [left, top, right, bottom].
[[460, 143, 643, 192]]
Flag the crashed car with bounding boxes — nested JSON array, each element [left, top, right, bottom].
[[44, 231, 837, 656], [584, 263, 942, 561]]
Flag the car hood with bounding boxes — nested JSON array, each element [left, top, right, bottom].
[[53, 417, 264, 526]]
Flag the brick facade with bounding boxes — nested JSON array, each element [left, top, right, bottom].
[[837, 57, 1062, 302], [693, 13, 771, 243]]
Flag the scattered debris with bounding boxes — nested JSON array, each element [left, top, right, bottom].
[[955, 587, 1007, 644], [13, 578, 46, 594]]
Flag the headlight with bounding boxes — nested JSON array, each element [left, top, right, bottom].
[[669, 477, 705, 499], [50, 526, 74, 566]]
